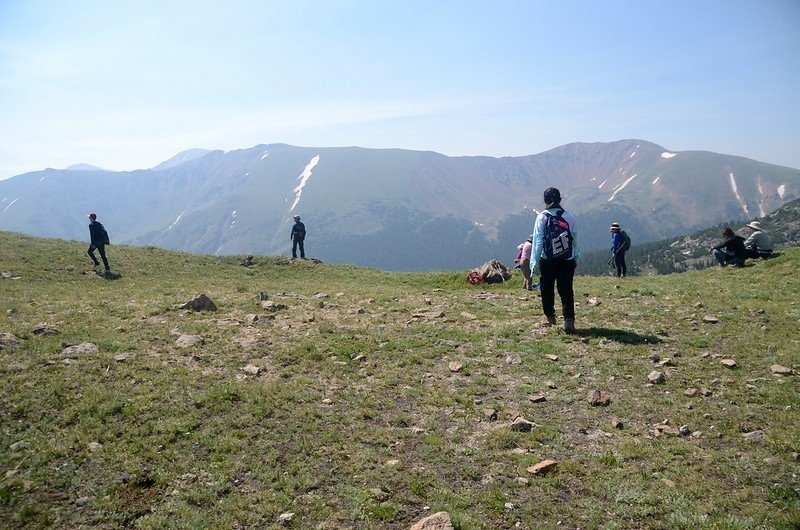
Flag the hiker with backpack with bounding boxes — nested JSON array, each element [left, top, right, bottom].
[[743, 221, 773, 259], [609, 222, 630, 278], [87, 212, 111, 273], [530, 187, 580, 333]]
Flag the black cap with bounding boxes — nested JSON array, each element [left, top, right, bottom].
[[543, 187, 561, 205]]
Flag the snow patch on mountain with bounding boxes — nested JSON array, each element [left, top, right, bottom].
[[2, 198, 19, 213], [290, 155, 320, 212], [608, 174, 638, 202], [652, 176, 661, 185], [167, 211, 185, 231], [598, 179, 608, 189], [661, 152, 676, 159], [778, 184, 787, 198], [260, 151, 269, 160], [728, 173, 749, 214], [629, 151, 636, 159]]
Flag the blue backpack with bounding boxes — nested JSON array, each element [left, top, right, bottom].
[[543, 209, 573, 260]]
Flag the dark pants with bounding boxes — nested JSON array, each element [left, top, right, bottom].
[[744, 247, 771, 259], [292, 238, 305, 259], [614, 251, 627, 277], [88, 244, 109, 270], [539, 258, 576, 320], [713, 249, 744, 266]]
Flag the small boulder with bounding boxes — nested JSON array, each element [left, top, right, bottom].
[[31, 325, 60, 336], [647, 370, 665, 384], [409, 511, 454, 530], [720, 359, 737, 369], [702, 316, 720, 324], [175, 334, 204, 348], [242, 364, 261, 376], [588, 389, 611, 406], [510, 416, 536, 432], [180, 294, 217, 312], [527, 459, 558, 475], [743, 430, 765, 442], [770, 364, 793, 376], [684, 388, 698, 397], [448, 361, 463, 373], [60, 343, 98, 356], [528, 394, 547, 404]]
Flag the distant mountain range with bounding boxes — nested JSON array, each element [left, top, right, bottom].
[[1, 140, 798, 271]]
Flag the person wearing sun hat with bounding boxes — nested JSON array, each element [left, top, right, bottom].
[[743, 221, 773, 258], [290, 214, 306, 259], [609, 222, 629, 278]]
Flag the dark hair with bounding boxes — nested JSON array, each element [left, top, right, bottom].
[[543, 187, 561, 206], [722, 227, 735, 238]]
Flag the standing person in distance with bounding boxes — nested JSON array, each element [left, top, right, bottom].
[[87, 213, 110, 273], [609, 222, 627, 278], [530, 187, 580, 333], [290, 214, 306, 259], [518, 235, 534, 290]]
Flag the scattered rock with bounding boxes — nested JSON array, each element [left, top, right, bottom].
[[88, 442, 102, 452], [528, 394, 547, 404], [588, 389, 611, 406], [113, 352, 132, 362], [482, 408, 498, 421], [179, 294, 217, 312], [770, 364, 793, 375], [515, 477, 529, 486], [314, 292, 329, 299], [60, 343, 98, 356], [684, 388, 698, 397], [647, 370, 665, 384], [545, 354, 559, 362], [702, 316, 719, 324], [611, 417, 624, 429], [261, 300, 287, 311], [448, 361, 463, 373], [175, 334, 204, 348], [10, 440, 29, 451], [546, 380, 557, 389], [586, 297, 601, 307], [370, 488, 389, 501], [75, 496, 91, 506], [662, 478, 676, 488], [510, 416, 536, 432], [278, 512, 295, 525], [720, 359, 737, 369], [743, 430, 765, 442], [679, 425, 690, 437], [384, 459, 401, 468], [242, 364, 261, 376], [352, 354, 366, 362], [460, 312, 477, 320], [256, 292, 269, 301], [31, 325, 60, 336], [701, 388, 713, 397], [409, 511, 454, 530], [437, 339, 461, 348], [657, 358, 673, 367], [527, 459, 558, 475], [649, 352, 660, 363], [0, 333, 23, 348], [504, 353, 522, 365]]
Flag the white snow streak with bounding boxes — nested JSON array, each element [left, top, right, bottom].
[[40, 177, 46, 182], [2, 198, 19, 213], [598, 179, 608, 189], [778, 184, 787, 198], [757, 181, 764, 195], [629, 151, 636, 159], [167, 211, 185, 231], [661, 152, 676, 159], [260, 151, 269, 160], [590, 177, 596, 182], [728, 173, 749, 214], [474, 221, 484, 227], [652, 176, 661, 185], [289, 155, 320, 212], [757, 179, 766, 217], [608, 174, 638, 202]]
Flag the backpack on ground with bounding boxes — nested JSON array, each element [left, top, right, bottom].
[[619, 230, 631, 252], [542, 209, 573, 260]]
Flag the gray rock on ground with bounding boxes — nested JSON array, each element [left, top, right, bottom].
[[180, 294, 217, 312], [409, 511, 454, 530], [60, 343, 98, 356]]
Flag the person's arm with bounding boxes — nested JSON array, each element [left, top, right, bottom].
[[530, 214, 546, 273], [570, 214, 580, 262], [611, 232, 619, 254]]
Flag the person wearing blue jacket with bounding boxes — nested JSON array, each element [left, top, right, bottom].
[[530, 187, 580, 333], [609, 222, 627, 277]]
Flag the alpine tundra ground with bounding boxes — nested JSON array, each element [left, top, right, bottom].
[[0, 232, 798, 529]]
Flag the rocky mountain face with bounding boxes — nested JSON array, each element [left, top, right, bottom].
[[1, 140, 798, 271]]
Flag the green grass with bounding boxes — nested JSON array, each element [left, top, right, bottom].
[[1, 232, 799, 529]]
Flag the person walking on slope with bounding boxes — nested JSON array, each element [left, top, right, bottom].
[[743, 221, 773, 259], [710, 227, 747, 267], [290, 215, 306, 259], [530, 187, 580, 333], [87, 213, 110, 273], [609, 222, 628, 278]]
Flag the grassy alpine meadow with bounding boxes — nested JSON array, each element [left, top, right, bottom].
[[1, 231, 799, 529]]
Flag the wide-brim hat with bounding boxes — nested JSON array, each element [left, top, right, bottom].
[[293, 215, 301, 220], [747, 221, 761, 230], [609, 222, 621, 231]]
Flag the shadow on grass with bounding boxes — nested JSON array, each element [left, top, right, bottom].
[[101, 271, 122, 280], [575, 327, 663, 345]]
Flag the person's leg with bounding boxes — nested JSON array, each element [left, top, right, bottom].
[[299, 239, 305, 259], [614, 253, 624, 277], [620, 251, 627, 277], [538, 259, 557, 324], [88, 245, 100, 267], [521, 260, 531, 289], [555, 260, 577, 321], [97, 244, 110, 270], [713, 249, 727, 265], [291, 240, 298, 259]]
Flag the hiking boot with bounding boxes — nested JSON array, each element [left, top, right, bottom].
[[564, 318, 576, 333], [543, 315, 557, 327]]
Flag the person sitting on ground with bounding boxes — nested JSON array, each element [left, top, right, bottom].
[[710, 227, 747, 267], [742, 221, 773, 259]]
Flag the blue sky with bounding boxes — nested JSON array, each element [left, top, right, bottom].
[[0, 0, 798, 179]]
